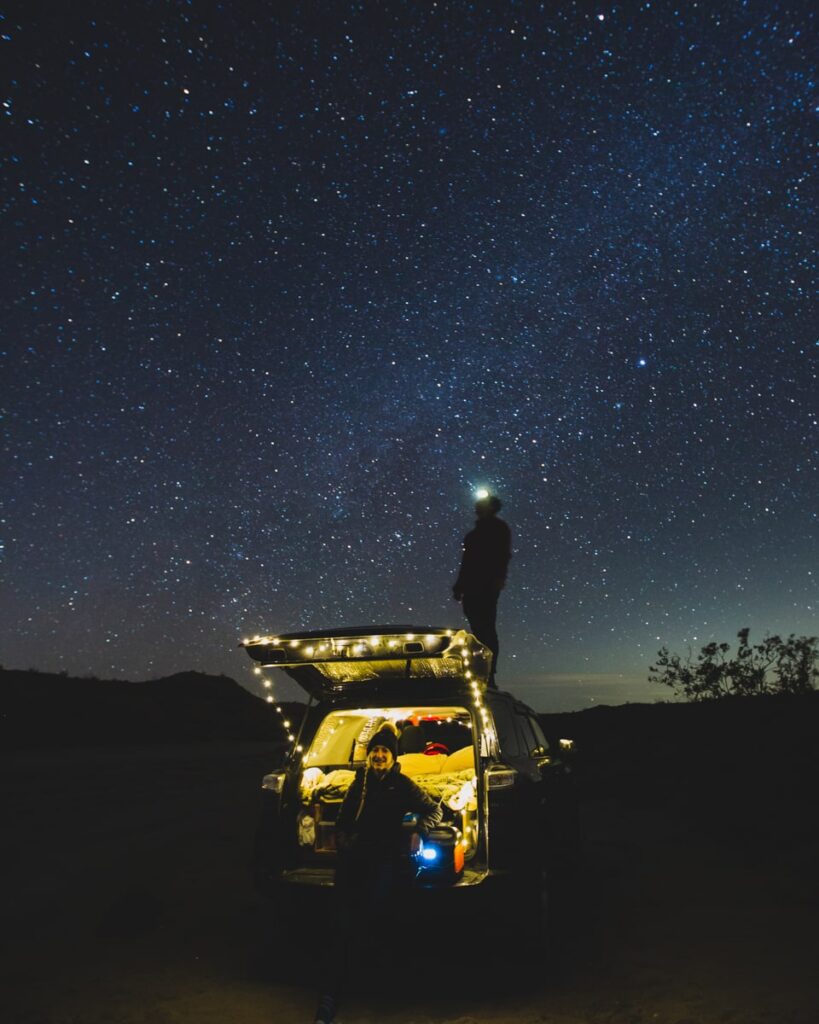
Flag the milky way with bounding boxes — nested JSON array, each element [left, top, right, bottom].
[[2, 2, 815, 709]]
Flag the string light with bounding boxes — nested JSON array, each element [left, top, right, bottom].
[[254, 666, 300, 753], [245, 628, 462, 666]]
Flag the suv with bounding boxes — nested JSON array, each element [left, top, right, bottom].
[[242, 625, 575, 926]]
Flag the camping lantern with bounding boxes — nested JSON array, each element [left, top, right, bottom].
[[413, 825, 465, 882]]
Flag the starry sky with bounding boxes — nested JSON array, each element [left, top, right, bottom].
[[2, 1, 816, 712]]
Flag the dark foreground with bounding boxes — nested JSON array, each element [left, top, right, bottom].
[[3, 715, 818, 1023]]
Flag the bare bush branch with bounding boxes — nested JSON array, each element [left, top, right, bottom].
[[649, 630, 818, 701]]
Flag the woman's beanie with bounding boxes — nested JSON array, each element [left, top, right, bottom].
[[367, 725, 398, 760]]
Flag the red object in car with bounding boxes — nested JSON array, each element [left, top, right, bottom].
[[423, 742, 450, 756]]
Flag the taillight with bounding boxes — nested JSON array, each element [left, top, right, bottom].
[[261, 771, 286, 793], [485, 767, 517, 790]]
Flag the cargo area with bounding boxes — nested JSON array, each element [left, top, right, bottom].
[[293, 706, 479, 869]]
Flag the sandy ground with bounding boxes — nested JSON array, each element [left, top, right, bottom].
[[3, 741, 818, 1024]]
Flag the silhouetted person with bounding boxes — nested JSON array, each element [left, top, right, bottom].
[[452, 494, 512, 686]]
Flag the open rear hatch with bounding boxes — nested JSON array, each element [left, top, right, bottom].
[[240, 625, 492, 699]]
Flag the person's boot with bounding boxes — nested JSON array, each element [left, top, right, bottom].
[[313, 994, 336, 1024]]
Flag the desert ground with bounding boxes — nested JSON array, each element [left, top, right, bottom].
[[3, 724, 818, 1024]]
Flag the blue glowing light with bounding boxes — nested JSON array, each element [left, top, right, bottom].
[[421, 846, 439, 862]]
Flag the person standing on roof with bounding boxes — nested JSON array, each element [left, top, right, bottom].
[[452, 492, 512, 686]]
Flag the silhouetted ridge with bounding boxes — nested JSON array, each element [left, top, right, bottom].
[[0, 668, 305, 749]]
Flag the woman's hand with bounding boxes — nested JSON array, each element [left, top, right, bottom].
[[420, 805, 443, 832]]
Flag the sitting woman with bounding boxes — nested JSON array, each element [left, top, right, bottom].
[[313, 723, 442, 1024]]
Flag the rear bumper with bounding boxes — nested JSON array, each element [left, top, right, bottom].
[[273, 864, 494, 891]]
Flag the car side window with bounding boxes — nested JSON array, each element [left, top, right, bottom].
[[515, 711, 539, 757], [528, 715, 550, 754], [489, 701, 524, 758], [511, 712, 532, 753]]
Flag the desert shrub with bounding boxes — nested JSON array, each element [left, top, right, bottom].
[[649, 629, 818, 701]]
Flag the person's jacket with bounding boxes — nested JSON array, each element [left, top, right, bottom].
[[336, 763, 441, 861], [454, 514, 512, 595]]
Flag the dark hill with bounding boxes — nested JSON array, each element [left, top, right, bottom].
[[540, 692, 819, 841], [0, 668, 304, 749]]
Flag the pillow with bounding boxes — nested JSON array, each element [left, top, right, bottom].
[[397, 752, 447, 776], [442, 745, 475, 773]]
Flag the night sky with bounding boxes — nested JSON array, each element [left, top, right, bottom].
[[3, 1, 816, 711]]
